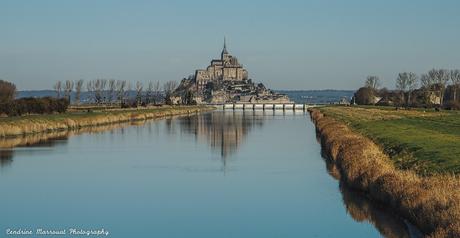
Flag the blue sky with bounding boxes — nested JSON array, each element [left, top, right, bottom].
[[1, 0, 460, 90]]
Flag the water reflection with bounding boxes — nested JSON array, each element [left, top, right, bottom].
[[321, 150, 423, 238], [0, 122, 142, 167], [175, 111, 266, 158], [0, 111, 422, 237]]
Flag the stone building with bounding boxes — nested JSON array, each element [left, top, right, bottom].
[[173, 39, 291, 104], [195, 39, 248, 91]]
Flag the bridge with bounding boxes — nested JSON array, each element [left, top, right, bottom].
[[211, 103, 317, 111]]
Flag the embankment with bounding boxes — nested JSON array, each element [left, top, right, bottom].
[[0, 106, 214, 138], [309, 108, 460, 238]]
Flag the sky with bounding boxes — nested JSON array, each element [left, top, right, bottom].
[[1, 0, 460, 90]]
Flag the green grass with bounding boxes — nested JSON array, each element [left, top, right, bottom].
[[319, 106, 460, 175]]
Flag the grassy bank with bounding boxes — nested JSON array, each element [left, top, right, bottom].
[[317, 106, 460, 175], [0, 106, 214, 137], [309, 108, 460, 237]]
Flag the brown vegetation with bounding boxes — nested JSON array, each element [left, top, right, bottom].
[[0, 106, 214, 138], [0, 97, 69, 116], [0, 79, 16, 103], [309, 108, 460, 237]]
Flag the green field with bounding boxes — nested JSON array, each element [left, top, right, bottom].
[[318, 106, 460, 175]]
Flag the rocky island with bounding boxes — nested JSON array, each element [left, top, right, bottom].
[[172, 39, 291, 104]]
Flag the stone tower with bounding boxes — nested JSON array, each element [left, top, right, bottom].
[[221, 37, 231, 62]]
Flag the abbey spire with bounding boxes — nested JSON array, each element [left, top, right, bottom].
[[222, 37, 228, 55], [221, 37, 230, 61]]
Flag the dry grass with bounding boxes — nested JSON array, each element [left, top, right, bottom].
[[0, 106, 214, 138], [309, 108, 460, 237], [319, 106, 460, 174], [0, 122, 139, 148]]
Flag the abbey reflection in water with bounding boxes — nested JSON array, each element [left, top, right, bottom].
[[0, 111, 270, 168], [173, 111, 266, 159], [0, 111, 420, 237]]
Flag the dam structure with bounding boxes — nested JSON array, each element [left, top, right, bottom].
[[216, 103, 316, 111]]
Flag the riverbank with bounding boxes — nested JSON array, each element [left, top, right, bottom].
[[317, 106, 460, 175], [0, 106, 214, 138], [309, 107, 460, 237]]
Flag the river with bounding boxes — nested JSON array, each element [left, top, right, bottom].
[[0, 110, 416, 237]]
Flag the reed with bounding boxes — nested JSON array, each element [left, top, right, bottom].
[[0, 106, 214, 138], [309, 108, 460, 237]]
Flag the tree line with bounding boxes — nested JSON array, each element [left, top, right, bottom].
[[0, 79, 68, 116], [53, 79, 178, 106], [354, 68, 460, 109]]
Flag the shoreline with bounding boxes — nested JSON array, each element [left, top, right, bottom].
[[0, 106, 215, 138], [308, 108, 460, 237]]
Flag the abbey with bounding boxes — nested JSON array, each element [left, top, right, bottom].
[[195, 39, 248, 90], [173, 39, 291, 104]]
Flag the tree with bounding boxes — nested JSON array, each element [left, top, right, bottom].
[[0, 80, 16, 103], [396, 72, 417, 107], [75, 79, 84, 104], [125, 82, 132, 104], [163, 80, 178, 104], [64, 80, 74, 102], [86, 80, 95, 103], [183, 90, 195, 105], [450, 69, 460, 101], [100, 79, 107, 103], [135, 81, 143, 106], [420, 73, 434, 89], [153, 81, 161, 104], [108, 79, 116, 103], [93, 79, 107, 104], [146, 81, 154, 104], [116, 80, 126, 104], [428, 69, 450, 105], [53, 81, 62, 98], [365, 76, 381, 90], [353, 87, 377, 105]]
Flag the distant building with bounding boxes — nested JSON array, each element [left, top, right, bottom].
[[173, 38, 291, 104], [195, 38, 248, 91]]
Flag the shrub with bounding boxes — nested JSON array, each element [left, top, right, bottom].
[[443, 100, 460, 110], [0, 80, 16, 103], [0, 97, 69, 116], [353, 87, 378, 105]]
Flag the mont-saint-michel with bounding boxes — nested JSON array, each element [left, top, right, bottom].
[[172, 39, 291, 104]]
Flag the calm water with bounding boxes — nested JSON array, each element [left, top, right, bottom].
[[0, 111, 415, 237]]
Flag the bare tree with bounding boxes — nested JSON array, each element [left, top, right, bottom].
[[93, 79, 107, 104], [86, 80, 95, 103], [116, 80, 126, 104], [396, 72, 417, 106], [365, 76, 381, 90], [450, 69, 460, 101], [108, 79, 116, 103], [75, 79, 84, 104], [396, 74, 408, 105], [0, 79, 16, 103], [125, 82, 132, 104], [420, 73, 434, 89], [146, 81, 154, 104], [163, 80, 178, 105], [428, 69, 450, 105], [64, 80, 74, 102], [135, 81, 143, 106], [100, 79, 108, 103], [53, 81, 62, 98], [154, 81, 161, 104]]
